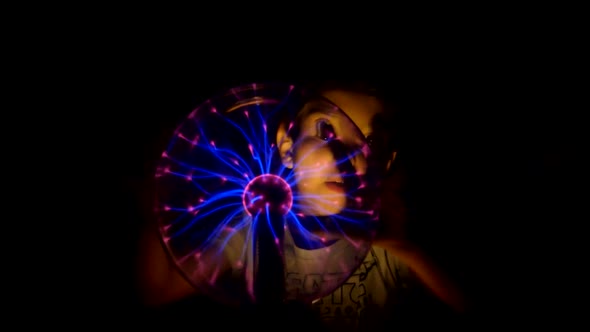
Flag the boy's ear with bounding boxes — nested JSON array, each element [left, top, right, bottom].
[[276, 121, 294, 169]]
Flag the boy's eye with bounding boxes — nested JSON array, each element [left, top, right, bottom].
[[316, 120, 336, 141]]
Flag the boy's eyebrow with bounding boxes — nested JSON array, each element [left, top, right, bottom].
[[302, 98, 342, 116], [307, 104, 368, 141], [307, 107, 340, 117], [296, 100, 340, 121], [301, 97, 368, 142]]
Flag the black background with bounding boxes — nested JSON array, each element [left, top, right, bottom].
[[27, 30, 575, 328]]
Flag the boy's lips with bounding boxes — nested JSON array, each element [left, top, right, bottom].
[[325, 181, 345, 192]]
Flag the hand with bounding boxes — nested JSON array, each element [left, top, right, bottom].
[[372, 166, 470, 313], [372, 164, 409, 248]]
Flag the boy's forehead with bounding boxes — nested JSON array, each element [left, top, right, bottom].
[[302, 89, 384, 136]]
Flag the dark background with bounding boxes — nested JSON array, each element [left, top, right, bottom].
[[41, 44, 573, 328]]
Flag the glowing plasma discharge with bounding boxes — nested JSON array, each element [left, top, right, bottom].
[[154, 83, 378, 306]]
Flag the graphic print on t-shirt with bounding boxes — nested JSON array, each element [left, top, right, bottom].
[[310, 251, 379, 327]]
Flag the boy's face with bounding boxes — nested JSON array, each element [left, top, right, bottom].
[[278, 89, 393, 216]]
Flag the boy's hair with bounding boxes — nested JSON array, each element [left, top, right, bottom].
[[301, 79, 384, 99]]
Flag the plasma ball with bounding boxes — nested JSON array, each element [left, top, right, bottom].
[[242, 174, 292, 216]]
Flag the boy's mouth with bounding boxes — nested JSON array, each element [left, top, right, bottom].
[[325, 181, 345, 192]]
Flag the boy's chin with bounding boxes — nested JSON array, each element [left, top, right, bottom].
[[302, 205, 344, 217], [298, 198, 345, 216]]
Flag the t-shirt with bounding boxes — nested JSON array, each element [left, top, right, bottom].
[[286, 244, 411, 331], [279, 227, 413, 331], [188, 226, 412, 330]]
